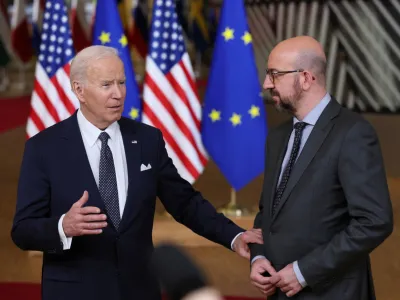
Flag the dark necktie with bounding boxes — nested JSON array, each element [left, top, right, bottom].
[[272, 122, 307, 216], [98, 132, 120, 230]]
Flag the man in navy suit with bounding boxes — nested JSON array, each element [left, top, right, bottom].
[[11, 45, 262, 300]]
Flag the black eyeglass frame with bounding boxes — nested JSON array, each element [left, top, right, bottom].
[[265, 69, 304, 84]]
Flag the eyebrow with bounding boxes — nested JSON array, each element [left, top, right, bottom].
[[100, 78, 126, 82]]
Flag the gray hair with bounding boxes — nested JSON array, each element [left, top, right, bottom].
[[70, 45, 119, 84], [293, 50, 327, 86]]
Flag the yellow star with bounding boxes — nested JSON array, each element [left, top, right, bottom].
[[98, 31, 111, 44], [129, 107, 139, 120], [119, 34, 128, 47], [222, 27, 234, 41], [241, 31, 252, 45], [208, 109, 221, 122], [230, 113, 242, 126], [248, 105, 260, 118]]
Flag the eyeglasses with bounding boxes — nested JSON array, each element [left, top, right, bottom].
[[266, 69, 304, 84]]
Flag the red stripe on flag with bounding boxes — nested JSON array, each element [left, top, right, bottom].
[[29, 108, 45, 133], [146, 74, 207, 166], [143, 101, 199, 179], [166, 71, 200, 131], [63, 63, 70, 74], [33, 79, 61, 123], [50, 76, 76, 115], [179, 60, 200, 104]]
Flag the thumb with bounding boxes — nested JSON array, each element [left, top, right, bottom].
[[263, 261, 277, 275], [73, 191, 89, 208], [270, 273, 281, 285]]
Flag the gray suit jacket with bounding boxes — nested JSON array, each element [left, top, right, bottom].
[[250, 99, 393, 300]]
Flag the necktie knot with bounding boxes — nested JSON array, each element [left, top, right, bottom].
[[294, 122, 307, 132], [99, 132, 110, 144]]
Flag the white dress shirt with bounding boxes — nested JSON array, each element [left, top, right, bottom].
[[59, 110, 242, 251], [58, 109, 128, 249]]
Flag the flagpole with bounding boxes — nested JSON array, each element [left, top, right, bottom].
[[218, 187, 250, 217], [230, 188, 236, 206]]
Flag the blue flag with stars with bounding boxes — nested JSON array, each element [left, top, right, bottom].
[[93, 0, 141, 121], [201, 0, 268, 191]]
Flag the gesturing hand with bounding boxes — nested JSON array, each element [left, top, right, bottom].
[[232, 228, 263, 259], [62, 191, 107, 237]]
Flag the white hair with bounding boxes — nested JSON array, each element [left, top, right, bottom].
[[70, 45, 119, 84]]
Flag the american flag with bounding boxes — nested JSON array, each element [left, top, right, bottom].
[[26, 0, 79, 138], [142, 0, 207, 184]]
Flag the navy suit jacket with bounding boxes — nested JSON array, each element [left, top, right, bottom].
[[12, 112, 243, 300]]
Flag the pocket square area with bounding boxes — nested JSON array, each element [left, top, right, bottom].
[[140, 163, 152, 171]]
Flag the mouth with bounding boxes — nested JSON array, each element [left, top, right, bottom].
[[271, 95, 280, 101], [108, 105, 122, 111]]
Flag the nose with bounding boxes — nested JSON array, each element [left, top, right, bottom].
[[263, 75, 274, 90], [113, 84, 123, 99]]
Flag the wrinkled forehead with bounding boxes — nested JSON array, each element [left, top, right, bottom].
[[87, 56, 125, 80]]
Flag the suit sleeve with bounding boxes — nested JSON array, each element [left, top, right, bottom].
[[249, 137, 269, 260], [11, 138, 63, 253], [155, 130, 244, 250], [298, 120, 393, 288], [249, 191, 265, 260]]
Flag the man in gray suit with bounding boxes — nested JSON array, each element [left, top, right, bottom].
[[249, 36, 393, 299]]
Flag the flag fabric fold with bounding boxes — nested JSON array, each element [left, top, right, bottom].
[[201, 0, 268, 191], [26, 0, 79, 138], [142, 0, 207, 184]]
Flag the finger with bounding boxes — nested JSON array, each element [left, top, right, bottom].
[[82, 213, 107, 222], [251, 281, 270, 291], [80, 229, 103, 235], [243, 233, 263, 244], [79, 206, 102, 215], [250, 229, 262, 236], [82, 222, 108, 230], [265, 265, 278, 276], [265, 287, 276, 296], [269, 274, 281, 284], [238, 249, 250, 260], [251, 274, 271, 285], [72, 191, 89, 208], [286, 289, 299, 298], [280, 285, 291, 293]]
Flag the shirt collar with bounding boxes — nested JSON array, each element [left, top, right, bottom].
[[293, 93, 331, 126], [77, 109, 119, 147]]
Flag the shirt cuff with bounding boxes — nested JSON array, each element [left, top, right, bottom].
[[231, 232, 243, 250], [58, 214, 73, 250], [251, 255, 266, 265], [293, 260, 307, 287]]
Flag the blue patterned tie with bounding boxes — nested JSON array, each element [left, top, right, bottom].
[[272, 122, 307, 216], [98, 132, 120, 230]]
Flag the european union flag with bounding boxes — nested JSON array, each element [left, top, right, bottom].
[[201, 0, 268, 191], [93, 0, 141, 121]]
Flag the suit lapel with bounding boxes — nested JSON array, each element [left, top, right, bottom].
[[267, 122, 292, 215], [61, 112, 106, 212], [271, 99, 341, 221], [118, 118, 142, 232]]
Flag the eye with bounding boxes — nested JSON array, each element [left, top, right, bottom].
[[119, 80, 126, 85]]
